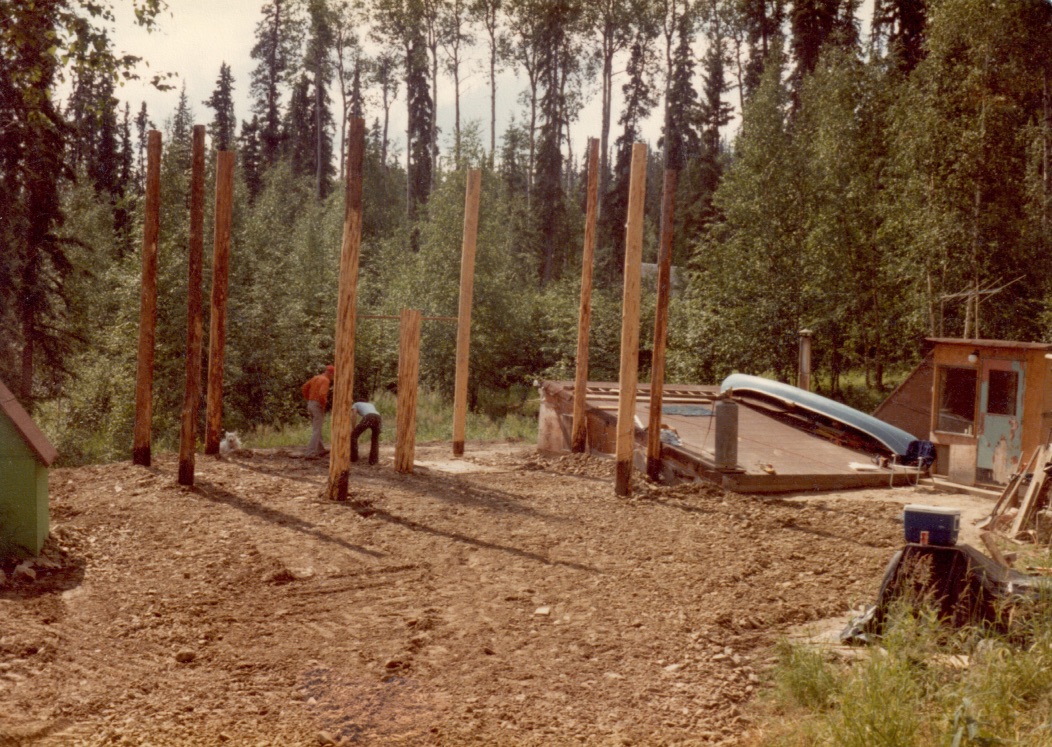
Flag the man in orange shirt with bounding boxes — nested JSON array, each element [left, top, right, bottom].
[[302, 365, 334, 458]]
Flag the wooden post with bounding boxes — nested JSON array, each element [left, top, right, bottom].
[[132, 130, 162, 467], [571, 139, 600, 454], [395, 308, 423, 473], [797, 329, 813, 391], [204, 151, 235, 455], [178, 126, 207, 484], [646, 167, 679, 481], [325, 118, 366, 502], [615, 143, 648, 496], [452, 169, 481, 457]]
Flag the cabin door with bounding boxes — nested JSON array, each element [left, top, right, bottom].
[[976, 358, 1024, 485]]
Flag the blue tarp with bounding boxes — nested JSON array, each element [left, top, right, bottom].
[[719, 373, 916, 457], [661, 405, 713, 417]]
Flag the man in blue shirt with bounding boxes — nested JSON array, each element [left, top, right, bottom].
[[351, 401, 382, 465]]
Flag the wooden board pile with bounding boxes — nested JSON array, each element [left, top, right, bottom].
[[979, 445, 1052, 543]]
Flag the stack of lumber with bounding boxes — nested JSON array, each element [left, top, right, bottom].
[[979, 445, 1052, 542]]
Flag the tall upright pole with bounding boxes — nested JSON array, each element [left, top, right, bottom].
[[326, 118, 366, 502], [572, 139, 600, 453], [132, 130, 162, 467], [452, 169, 482, 457], [646, 167, 679, 481], [204, 151, 235, 455], [178, 126, 207, 484], [615, 143, 648, 496], [396, 308, 423, 473], [797, 329, 813, 391]]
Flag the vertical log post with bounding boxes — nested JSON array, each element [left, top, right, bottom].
[[395, 308, 423, 474], [178, 126, 207, 484], [132, 130, 162, 467], [204, 151, 235, 454], [571, 139, 600, 454], [452, 169, 482, 456], [797, 329, 813, 391], [615, 143, 648, 496], [325, 118, 366, 502], [646, 167, 679, 481]]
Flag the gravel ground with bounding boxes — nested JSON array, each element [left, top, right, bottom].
[[0, 442, 926, 746]]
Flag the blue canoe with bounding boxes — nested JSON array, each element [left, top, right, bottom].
[[719, 373, 916, 458]]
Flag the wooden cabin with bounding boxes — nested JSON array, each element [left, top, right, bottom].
[[876, 339, 1052, 487], [0, 379, 58, 556]]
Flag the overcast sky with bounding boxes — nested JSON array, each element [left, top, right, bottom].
[[105, 0, 693, 162], [105, 1, 874, 162]]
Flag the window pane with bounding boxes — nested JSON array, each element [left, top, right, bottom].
[[987, 369, 1018, 416], [937, 367, 977, 434]]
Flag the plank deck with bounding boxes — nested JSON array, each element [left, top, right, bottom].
[[552, 381, 922, 493]]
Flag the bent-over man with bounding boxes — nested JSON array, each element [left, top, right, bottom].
[[351, 401, 381, 466]]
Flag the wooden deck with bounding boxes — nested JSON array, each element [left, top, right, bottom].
[[540, 381, 925, 493]]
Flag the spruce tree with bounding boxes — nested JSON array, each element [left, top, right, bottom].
[[406, 33, 433, 244], [239, 116, 264, 199], [0, 0, 164, 401], [115, 102, 135, 255], [600, 39, 656, 280], [250, 0, 302, 169], [203, 62, 237, 152], [663, 12, 700, 172], [872, 0, 927, 74], [135, 101, 153, 193], [88, 73, 120, 198], [304, 0, 336, 199]]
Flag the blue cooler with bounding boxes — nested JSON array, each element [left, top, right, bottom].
[[903, 504, 961, 546]]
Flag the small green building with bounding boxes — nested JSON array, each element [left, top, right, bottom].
[[0, 379, 57, 557]]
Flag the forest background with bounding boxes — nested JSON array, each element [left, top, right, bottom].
[[3, 0, 1052, 465]]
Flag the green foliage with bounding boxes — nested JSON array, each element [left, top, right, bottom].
[[771, 640, 840, 712], [759, 598, 1052, 747], [22, 0, 1052, 471]]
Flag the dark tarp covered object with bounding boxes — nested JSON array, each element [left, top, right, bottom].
[[841, 543, 1052, 644]]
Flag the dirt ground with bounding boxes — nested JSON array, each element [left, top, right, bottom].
[[0, 442, 990, 746]]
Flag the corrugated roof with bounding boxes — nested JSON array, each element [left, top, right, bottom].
[[0, 379, 59, 467]]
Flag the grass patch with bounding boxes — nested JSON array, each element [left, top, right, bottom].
[[754, 600, 1052, 747], [246, 388, 537, 449]]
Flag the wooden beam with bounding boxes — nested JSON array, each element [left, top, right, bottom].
[[646, 167, 678, 480], [178, 126, 206, 485], [133, 130, 162, 467], [1011, 445, 1050, 538], [396, 308, 422, 473], [988, 445, 1039, 521], [326, 118, 366, 502], [204, 151, 235, 455], [572, 138, 600, 454], [615, 143, 648, 496], [359, 314, 458, 322], [452, 169, 481, 457]]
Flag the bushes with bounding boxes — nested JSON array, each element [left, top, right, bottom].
[[758, 597, 1052, 747]]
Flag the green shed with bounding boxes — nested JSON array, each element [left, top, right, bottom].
[[0, 379, 58, 557]]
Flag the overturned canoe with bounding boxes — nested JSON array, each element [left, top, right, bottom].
[[720, 373, 917, 458]]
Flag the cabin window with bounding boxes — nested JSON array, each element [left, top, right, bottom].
[[986, 369, 1019, 416], [937, 366, 977, 434]]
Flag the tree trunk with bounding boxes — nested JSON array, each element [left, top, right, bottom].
[[20, 310, 33, 403], [315, 63, 323, 199], [489, 36, 497, 163], [599, 39, 613, 204], [454, 62, 462, 162]]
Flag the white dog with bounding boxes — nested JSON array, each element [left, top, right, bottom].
[[219, 431, 242, 456]]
